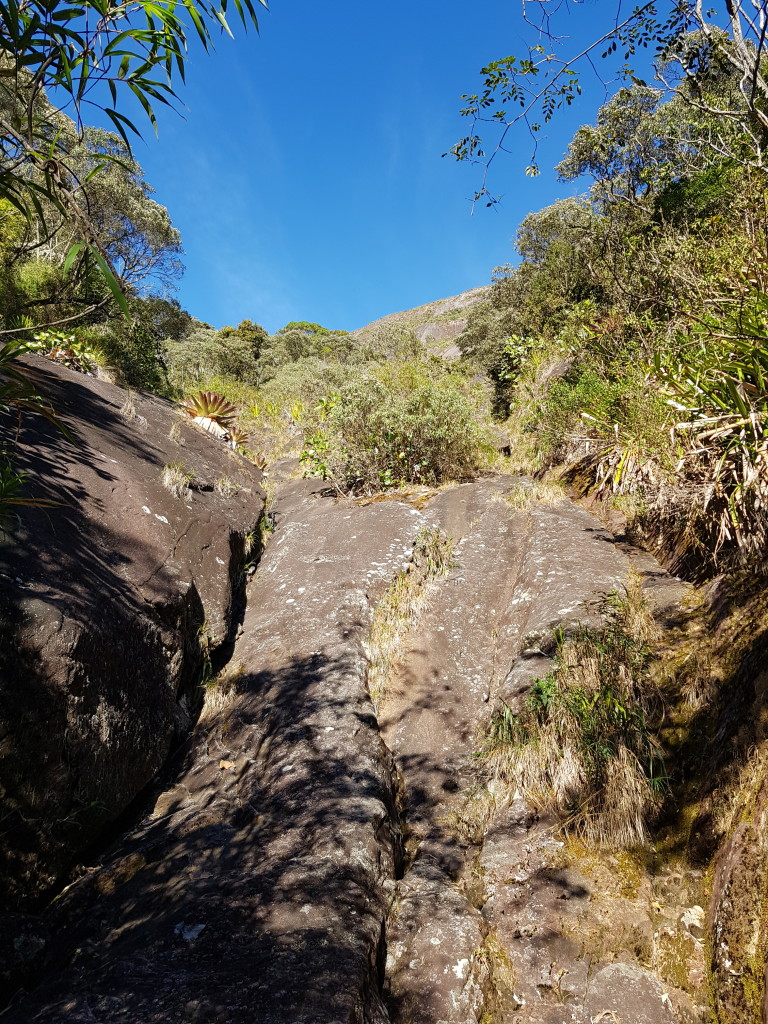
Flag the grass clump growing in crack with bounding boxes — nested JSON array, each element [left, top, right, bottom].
[[200, 661, 245, 720], [162, 461, 194, 500], [498, 478, 568, 512], [484, 577, 664, 847], [215, 475, 239, 497], [366, 524, 455, 708]]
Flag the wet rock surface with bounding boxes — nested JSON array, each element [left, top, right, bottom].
[[0, 358, 264, 912]]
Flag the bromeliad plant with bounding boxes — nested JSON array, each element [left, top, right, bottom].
[[178, 390, 237, 429], [228, 425, 250, 450]]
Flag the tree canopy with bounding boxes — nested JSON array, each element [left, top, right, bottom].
[[0, 0, 263, 322]]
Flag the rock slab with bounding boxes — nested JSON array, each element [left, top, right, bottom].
[[4, 483, 425, 1023], [0, 357, 264, 912]]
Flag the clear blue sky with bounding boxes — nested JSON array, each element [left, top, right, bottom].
[[129, 1, 625, 333]]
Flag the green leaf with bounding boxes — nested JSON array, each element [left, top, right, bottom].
[[63, 241, 85, 274], [89, 247, 129, 316]]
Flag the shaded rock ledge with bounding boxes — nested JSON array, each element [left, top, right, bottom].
[[3, 479, 426, 1023]]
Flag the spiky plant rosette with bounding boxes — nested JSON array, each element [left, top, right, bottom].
[[179, 391, 237, 428], [229, 425, 250, 448]]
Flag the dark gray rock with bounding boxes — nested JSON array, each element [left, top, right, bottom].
[[4, 488, 423, 1023], [385, 864, 488, 1024], [0, 357, 264, 909], [585, 963, 676, 1024]]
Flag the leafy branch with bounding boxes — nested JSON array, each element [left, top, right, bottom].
[[448, 1, 768, 206], [0, 0, 264, 312]]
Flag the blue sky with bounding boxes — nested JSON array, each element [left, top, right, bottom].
[[128, 1, 628, 333]]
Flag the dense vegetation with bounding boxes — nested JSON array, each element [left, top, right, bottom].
[[455, 64, 768, 577], [140, 43, 766, 578]]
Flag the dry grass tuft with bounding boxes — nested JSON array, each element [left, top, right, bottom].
[[712, 743, 768, 839], [609, 569, 661, 645], [162, 462, 194, 500], [499, 479, 568, 512], [366, 525, 455, 708], [215, 476, 239, 497], [120, 391, 137, 422], [483, 581, 664, 847], [440, 785, 497, 845], [119, 391, 147, 428], [200, 662, 245, 720]]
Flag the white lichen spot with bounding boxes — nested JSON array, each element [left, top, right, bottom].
[[174, 922, 206, 942], [452, 958, 469, 979]]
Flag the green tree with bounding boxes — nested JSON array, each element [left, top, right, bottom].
[[219, 319, 269, 365], [0, 117, 186, 331], [278, 321, 348, 337], [0, 0, 263, 325], [258, 327, 354, 380]]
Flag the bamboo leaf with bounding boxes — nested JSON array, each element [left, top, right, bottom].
[[63, 241, 85, 274]]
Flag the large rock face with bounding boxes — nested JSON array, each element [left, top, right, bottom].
[[3, 480, 425, 1024], [5, 444, 766, 1023], [351, 287, 488, 359], [0, 358, 264, 912]]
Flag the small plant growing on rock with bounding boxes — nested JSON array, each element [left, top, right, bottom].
[[215, 476, 238, 497], [200, 661, 245, 720], [28, 329, 101, 374], [120, 391, 147, 428], [162, 462, 194, 500], [501, 479, 567, 512], [229, 425, 249, 450], [366, 526, 456, 707], [484, 580, 664, 847], [180, 387, 237, 428]]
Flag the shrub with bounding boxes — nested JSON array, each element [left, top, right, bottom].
[[300, 362, 493, 492], [27, 329, 102, 375], [255, 358, 360, 409], [653, 280, 768, 561], [96, 317, 169, 393]]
